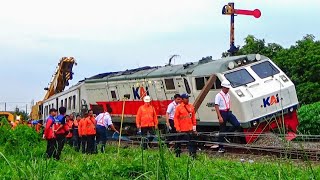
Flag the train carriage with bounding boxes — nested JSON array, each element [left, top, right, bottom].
[[41, 54, 299, 143]]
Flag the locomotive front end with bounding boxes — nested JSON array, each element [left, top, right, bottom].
[[219, 54, 299, 143]]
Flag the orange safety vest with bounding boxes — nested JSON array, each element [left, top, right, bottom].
[[36, 123, 41, 133], [174, 103, 196, 132], [66, 121, 73, 138], [78, 118, 86, 136], [136, 104, 158, 128], [85, 116, 96, 135]]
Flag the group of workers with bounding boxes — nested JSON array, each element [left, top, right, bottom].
[[44, 106, 119, 160], [43, 79, 240, 160]]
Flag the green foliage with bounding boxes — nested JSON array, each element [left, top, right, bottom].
[[0, 143, 319, 180], [298, 101, 320, 135], [228, 34, 320, 105]]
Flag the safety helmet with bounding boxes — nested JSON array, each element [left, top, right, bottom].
[[143, 96, 151, 103], [221, 80, 231, 88]]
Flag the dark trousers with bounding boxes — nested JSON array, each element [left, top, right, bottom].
[[175, 132, 197, 157], [218, 111, 240, 148], [55, 134, 66, 160], [167, 119, 176, 142], [66, 137, 73, 146], [141, 127, 155, 150], [80, 136, 87, 154], [46, 139, 57, 158], [72, 130, 80, 151], [86, 134, 96, 154], [96, 125, 107, 153]]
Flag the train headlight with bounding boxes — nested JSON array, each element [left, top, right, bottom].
[[280, 75, 288, 82], [242, 59, 247, 64], [253, 121, 258, 126], [255, 54, 261, 61], [235, 89, 245, 97], [237, 60, 242, 65], [289, 107, 294, 112], [228, 62, 235, 69]]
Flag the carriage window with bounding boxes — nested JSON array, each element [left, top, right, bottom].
[[215, 78, 222, 89], [251, 61, 280, 79], [205, 77, 215, 89], [61, 100, 63, 107], [195, 77, 205, 90], [68, 97, 72, 110], [73, 95, 76, 109], [164, 79, 175, 90], [225, 69, 255, 88], [184, 78, 191, 94], [64, 98, 67, 108], [111, 91, 117, 99]]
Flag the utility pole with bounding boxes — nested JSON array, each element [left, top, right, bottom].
[[4, 102, 6, 111], [222, 2, 261, 56], [26, 104, 28, 114]]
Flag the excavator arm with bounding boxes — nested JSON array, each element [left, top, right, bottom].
[[31, 57, 76, 120]]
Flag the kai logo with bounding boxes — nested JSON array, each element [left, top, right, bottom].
[[132, 86, 149, 100], [262, 94, 280, 108]]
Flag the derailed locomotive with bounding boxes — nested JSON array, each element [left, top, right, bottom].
[[41, 54, 299, 143]]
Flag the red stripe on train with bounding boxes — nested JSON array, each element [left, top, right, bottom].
[[93, 100, 172, 116]]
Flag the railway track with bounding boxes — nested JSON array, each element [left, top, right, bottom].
[[110, 132, 320, 161]]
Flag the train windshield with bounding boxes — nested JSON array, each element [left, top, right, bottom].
[[251, 61, 280, 79], [224, 69, 255, 88]]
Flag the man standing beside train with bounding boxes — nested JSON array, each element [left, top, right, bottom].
[[166, 94, 181, 141], [214, 80, 240, 153], [174, 93, 197, 158], [136, 96, 158, 150]]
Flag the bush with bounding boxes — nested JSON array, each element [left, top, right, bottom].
[[298, 101, 320, 135]]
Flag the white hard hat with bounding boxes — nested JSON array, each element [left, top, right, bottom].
[[221, 80, 231, 88], [143, 96, 151, 103]]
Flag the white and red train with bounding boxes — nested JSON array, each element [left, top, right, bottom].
[[41, 54, 299, 142]]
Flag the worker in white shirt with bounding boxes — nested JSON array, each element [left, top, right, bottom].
[[166, 94, 182, 143], [95, 105, 119, 153], [214, 80, 240, 153]]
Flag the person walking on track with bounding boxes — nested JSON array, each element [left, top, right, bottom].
[[174, 93, 197, 158], [136, 96, 158, 150], [214, 80, 240, 153]]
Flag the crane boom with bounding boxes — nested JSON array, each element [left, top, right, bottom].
[[30, 57, 77, 120]]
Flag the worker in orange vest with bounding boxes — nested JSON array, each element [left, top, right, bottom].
[[65, 115, 73, 146], [35, 121, 42, 133], [11, 120, 20, 129], [72, 115, 81, 151], [85, 110, 96, 154], [78, 113, 88, 154], [174, 93, 197, 158], [136, 96, 158, 150]]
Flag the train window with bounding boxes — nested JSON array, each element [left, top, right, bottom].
[[205, 77, 215, 89], [64, 98, 67, 108], [61, 100, 63, 107], [184, 78, 191, 94], [195, 77, 205, 90], [68, 97, 72, 110], [111, 91, 117, 99], [215, 78, 222, 89], [164, 79, 175, 90], [225, 69, 255, 88], [73, 95, 76, 109], [251, 61, 280, 79]]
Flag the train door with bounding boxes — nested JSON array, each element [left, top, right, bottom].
[[163, 77, 178, 100], [106, 84, 119, 101], [175, 77, 194, 101], [152, 79, 167, 100]]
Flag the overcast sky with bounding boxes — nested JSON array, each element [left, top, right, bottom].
[[0, 0, 319, 112]]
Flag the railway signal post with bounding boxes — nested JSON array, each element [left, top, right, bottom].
[[222, 3, 261, 55]]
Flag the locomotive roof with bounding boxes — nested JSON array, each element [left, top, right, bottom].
[[85, 54, 267, 83]]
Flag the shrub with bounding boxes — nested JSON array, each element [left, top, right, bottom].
[[298, 101, 320, 135]]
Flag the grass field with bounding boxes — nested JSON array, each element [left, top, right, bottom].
[[1, 141, 320, 180]]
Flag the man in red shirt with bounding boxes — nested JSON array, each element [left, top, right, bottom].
[[44, 108, 57, 159]]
